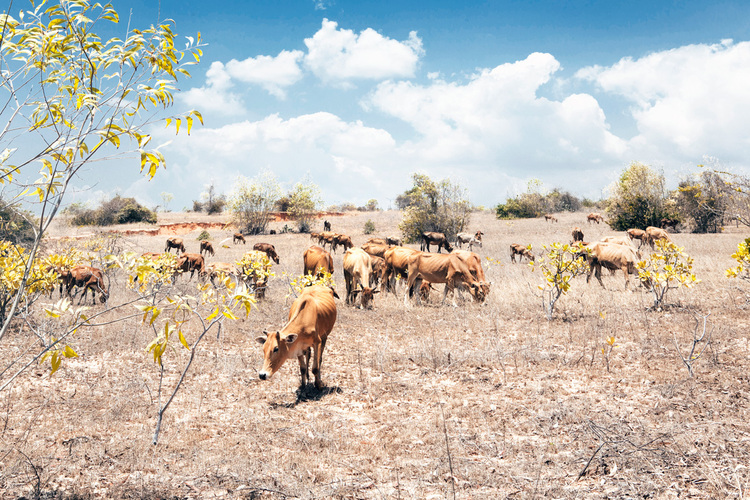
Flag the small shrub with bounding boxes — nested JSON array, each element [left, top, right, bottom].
[[636, 240, 700, 310], [65, 196, 156, 226], [531, 242, 590, 320], [197, 230, 211, 241], [725, 238, 750, 283], [363, 219, 376, 235]]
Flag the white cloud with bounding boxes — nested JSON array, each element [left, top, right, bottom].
[[225, 50, 305, 99], [304, 19, 423, 85], [577, 40, 750, 164], [179, 61, 245, 116]]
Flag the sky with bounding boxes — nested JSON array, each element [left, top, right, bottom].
[[64, 0, 750, 210]]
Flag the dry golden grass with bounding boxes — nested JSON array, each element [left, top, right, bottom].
[[1, 210, 749, 498]]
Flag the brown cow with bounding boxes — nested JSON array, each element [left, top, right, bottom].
[[369, 255, 387, 288], [419, 281, 436, 302], [237, 250, 273, 299], [404, 252, 485, 306], [626, 228, 648, 248], [206, 262, 236, 286], [343, 248, 379, 309], [361, 241, 391, 259], [332, 233, 354, 253], [544, 214, 558, 223], [310, 232, 321, 242], [421, 231, 453, 253], [452, 250, 491, 299], [256, 285, 337, 389], [572, 227, 584, 242], [383, 246, 420, 295], [367, 237, 388, 245], [584, 242, 639, 289], [165, 237, 186, 254], [66, 265, 108, 304], [253, 242, 280, 264], [645, 226, 671, 248], [176, 253, 205, 280], [317, 231, 336, 250], [200, 240, 215, 257], [233, 233, 246, 244], [587, 212, 604, 224], [303, 245, 334, 277], [510, 243, 534, 263], [456, 232, 482, 250]]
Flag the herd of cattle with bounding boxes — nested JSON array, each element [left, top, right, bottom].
[[48, 212, 676, 391]]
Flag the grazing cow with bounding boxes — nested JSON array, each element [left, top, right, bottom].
[[369, 255, 387, 288], [304, 245, 334, 277], [404, 252, 485, 306], [66, 265, 108, 304], [419, 281, 436, 302], [237, 250, 273, 299], [253, 242, 280, 264], [645, 226, 671, 248], [452, 250, 491, 299], [199, 240, 215, 257], [587, 212, 604, 224], [626, 228, 648, 248], [386, 236, 402, 246], [572, 227, 584, 242], [165, 237, 185, 254], [176, 253, 205, 280], [323, 220, 331, 232], [256, 285, 337, 390], [383, 246, 421, 295], [332, 233, 354, 253], [206, 262, 236, 287], [233, 233, 246, 245], [584, 242, 639, 289], [421, 231, 453, 253], [310, 232, 321, 242], [544, 214, 558, 223], [361, 242, 391, 259], [456, 232, 483, 251], [317, 231, 336, 250], [661, 217, 679, 230], [367, 237, 388, 245], [510, 243, 534, 263], [343, 248, 379, 309]]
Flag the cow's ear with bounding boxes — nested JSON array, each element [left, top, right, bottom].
[[255, 336, 267, 345], [372, 289, 380, 294], [284, 334, 297, 344]]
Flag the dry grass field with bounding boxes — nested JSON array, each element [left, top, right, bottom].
[[1, 209, 749, 499]]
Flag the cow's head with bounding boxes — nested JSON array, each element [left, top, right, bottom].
[[467, 281, 488, 303], [353, 284, 379, 309], [256, 331, 298, 380]]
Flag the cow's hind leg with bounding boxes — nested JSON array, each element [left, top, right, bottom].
[[311, 340, 326, 389], [298, 350, 310, 387]]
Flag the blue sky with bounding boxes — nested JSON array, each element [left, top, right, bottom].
[[69, 0, 750, 210]]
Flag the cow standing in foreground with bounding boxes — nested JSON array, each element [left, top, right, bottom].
[[383, 246, 420, 295], [256, 285, 337, 390], [176, 253, 205, 280], [304, 245, 334, 277], [343, 248, 379, 309], [583, 242, 639, 289], [165, 237, 186, 254], [421, 231, 453, 253], [253, 242, 280, 264]]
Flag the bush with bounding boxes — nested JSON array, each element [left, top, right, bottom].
[[227, 173, 281, 235], [363, 219, 376, 234], [0, 201, 37, 245], [673, 171, 728, 233], [606, 162, 671, 231], [398, 173, 471, 243], [65, 196, 156, 226], [495, 184, 581, 219], [197, 230, 211, 241], [287, 178, 323, 233]]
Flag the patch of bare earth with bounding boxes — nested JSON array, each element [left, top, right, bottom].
[[1, 210, 749, 498]]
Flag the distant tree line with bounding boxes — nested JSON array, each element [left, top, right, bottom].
[[64, 196, 157, 226]]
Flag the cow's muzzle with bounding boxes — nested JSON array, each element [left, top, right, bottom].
[[258, 372, 268, 380]]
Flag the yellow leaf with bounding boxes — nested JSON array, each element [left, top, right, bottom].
[[186, 115, 193, 135], [63, 345, 78, 358], [178, 330, 190, 350]]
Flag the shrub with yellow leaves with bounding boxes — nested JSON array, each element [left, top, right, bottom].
[[531, 242, 590, 320], [636, 240, 700, 310], [725, 238, 750, 283]]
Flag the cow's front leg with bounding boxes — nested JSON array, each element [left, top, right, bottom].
[[297, 349, 310, 387]]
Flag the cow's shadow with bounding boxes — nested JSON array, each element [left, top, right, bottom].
[[268, 385, 342, 409]]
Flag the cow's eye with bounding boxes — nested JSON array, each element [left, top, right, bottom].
[[273, 346, 279, 353]]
